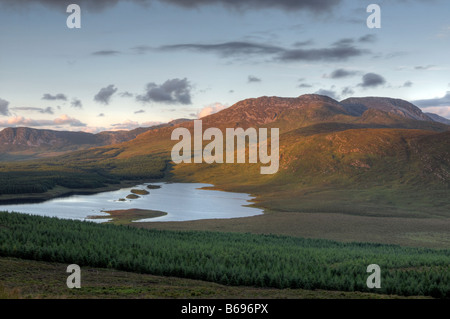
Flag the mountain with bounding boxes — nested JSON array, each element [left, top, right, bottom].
[[425, 112, 450, 125], [340, 97, 433, 121], [0, 119, 191, 161], [1, 95, 448, 217]]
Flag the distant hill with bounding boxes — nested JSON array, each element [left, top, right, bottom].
[[340, 97, 433, 121], [425, 112, 450, 125], [0, 119, 191, 161]]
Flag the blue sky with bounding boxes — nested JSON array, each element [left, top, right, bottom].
[[0, 0, 449, 132]]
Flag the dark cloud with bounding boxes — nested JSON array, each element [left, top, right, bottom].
[[160, 42, 284, 58], [159, 38, 369, 62], [358, 73, 386, 88], [71, 98, 83, 108], [314, 89, 338, 100], [42, 93, 67, 101], [0, 0, 342, 13], [332, 38, 354, 46], [161, 0, 342, 12], [278, 45, 367, 62], [0, 98, 10, 116], [299, 83, 313, 88], [92, 50, 121, 56], [134, 110, 145, 114], [11, 107, 54, 114], [358, 34, 377, 43], [248, 75, 261, 83], [98, 113, 105, 117], [94, 85, 118, 105], [136, 78, 192, 105], [412, 91, 450, 107], [327, 68, 359, 79]]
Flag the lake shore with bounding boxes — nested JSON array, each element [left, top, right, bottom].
[[88, 208, 168, 225]]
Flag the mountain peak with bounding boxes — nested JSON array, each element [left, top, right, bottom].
[[340, 96, 432, 121]]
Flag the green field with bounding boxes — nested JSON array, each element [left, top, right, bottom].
[[0, 212, 449, 298]]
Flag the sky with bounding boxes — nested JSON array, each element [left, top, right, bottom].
[[0, 0, 449, 133]]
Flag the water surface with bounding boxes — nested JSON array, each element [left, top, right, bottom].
[[0, 182, 263, 222]]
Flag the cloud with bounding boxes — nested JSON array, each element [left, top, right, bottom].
[[197, 103, 229, 118], [134, 110, 145, 114], [414, 65, 435, 70], [314, 89, 338, 100], [341, 87, 355, 96], [94, 84, 118, 105], [110, 120, 162, 130], [278, 45, 367, 62], [326, 68, 359, 79], [42, 93, 67, 101], [0, 114, 86, 128], [402, 81, 413, 88], [161, 39, 369, 63], [160, 42, 284, 58], [11, 106, 54, 114], [0, 98, 10, 116], [0, 0, 343, 13], [248, 75, 262, 83], [136, 78, 192, 105], [98, 113, 105, 117], [160, 0, 343, 12], [53, 114, 86, 127], [332, 38, 354, 46], [358, 34, 377, 43], [71, 98, 83, 108], [298, 83, 313, 88], [92, 50, 121, 56], [412, 91, 450, 108], [120, 91, 134, 98], [358, 73, 386, 88]]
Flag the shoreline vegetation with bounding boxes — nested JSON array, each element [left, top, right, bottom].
[[88, 209, 167, 225], [0, 179, 161, 204]]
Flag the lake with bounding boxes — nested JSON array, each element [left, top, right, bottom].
[[0, 182, 263, 222]]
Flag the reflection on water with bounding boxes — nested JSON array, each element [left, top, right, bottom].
[[0, 183, 263, 222]]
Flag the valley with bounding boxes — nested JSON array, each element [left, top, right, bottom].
[[0, 94, 449, 299]]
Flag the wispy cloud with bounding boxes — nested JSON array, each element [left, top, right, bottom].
[[159, 39, 370, 63], [0, 114, 86, 128], [11, 106, 54, 114], [197, 103, 229, 118], [92, 50, 121, 56]]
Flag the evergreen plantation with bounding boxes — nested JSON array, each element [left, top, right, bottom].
[[0, 212, 449, 298]]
